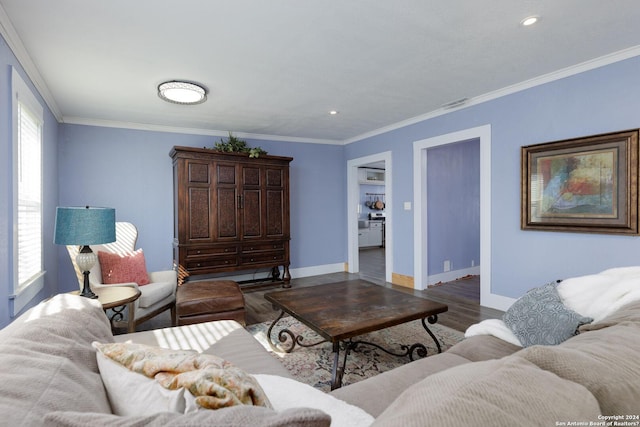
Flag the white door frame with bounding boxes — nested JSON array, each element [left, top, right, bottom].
[[413, 125, 508, 310], [347, 151, 393, 283]]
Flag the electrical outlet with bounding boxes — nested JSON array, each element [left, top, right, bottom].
[[471, 260, 475, 267], [444, 260, 451, 272]]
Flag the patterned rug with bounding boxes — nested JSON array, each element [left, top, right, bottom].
[[246, 316, 465, 392]]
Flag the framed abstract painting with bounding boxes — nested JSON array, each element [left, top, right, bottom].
[[521, 129, 639, 235]]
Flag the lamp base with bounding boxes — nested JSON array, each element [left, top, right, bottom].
[[80, 290, 98, 299], [80, 270, 98, 299], [77, 246, 99, 299]]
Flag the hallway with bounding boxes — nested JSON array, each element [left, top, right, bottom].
[[358, 247, 386, 283]]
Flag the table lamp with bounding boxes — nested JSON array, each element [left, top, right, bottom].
[[54, 206, 116, 298]]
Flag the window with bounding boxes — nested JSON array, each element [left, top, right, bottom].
[[10, 67, 45, 316]]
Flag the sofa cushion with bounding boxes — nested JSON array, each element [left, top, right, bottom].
[[578, 299, 640, 332], [330, 352, 470, 418], [0, 294, 115, 426], [502, 281, 592, 347], [137, 280, 175, 308], [446, 334, 521, 362], [115, 320, 293, 378], [373, 356, 601, 426], [44, 406, 331, 427], [520, 322, 640, 415]]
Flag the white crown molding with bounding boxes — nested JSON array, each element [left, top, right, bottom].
[[0, 4, 62, 121], [344, 45, 640, 145], [62, 116, 343, 145]]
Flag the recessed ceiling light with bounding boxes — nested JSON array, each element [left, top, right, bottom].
[[520, 16, 539, 27], [158, 81, 207, 105], [329, 110, 339, 115]]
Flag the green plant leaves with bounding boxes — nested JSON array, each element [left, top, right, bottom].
[[212, 132, 267, 158]]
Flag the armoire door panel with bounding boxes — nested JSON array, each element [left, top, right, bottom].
[[266, 168, 283, 187], [242, 166, 261, 186], [188, 162, 210, 183], [188, 187, 211, 240], [216, 187, 238, 239], [217, 164, 236, 185], [242, 189, 262, 238], [266, 190, 284, 237]]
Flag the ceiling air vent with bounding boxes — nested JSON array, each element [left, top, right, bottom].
[[441, 98, 469, 109]]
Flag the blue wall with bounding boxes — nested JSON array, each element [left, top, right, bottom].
[[427, 139, 480, 274], [0, 35, 60, 328], [346, 55, 640, 299], [56, 126, 347, 293]]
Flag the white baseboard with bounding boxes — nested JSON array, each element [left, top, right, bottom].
[[427, 266, 480, 286], [290, 263, 345, 278], [481, 292, 516, 312]]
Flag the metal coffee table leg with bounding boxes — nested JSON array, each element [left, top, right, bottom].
[[331, 342, 342, 390], [266, 311, 327, 353], [266, 311, 443, 390], [422, 315, 442, 353]]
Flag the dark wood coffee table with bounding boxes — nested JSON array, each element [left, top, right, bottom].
[[264, 280, 448, 389]]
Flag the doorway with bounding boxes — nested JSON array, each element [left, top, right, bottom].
[[358, 162, 386, 282], [427, 138, 480, 283], [347, 152, 393, 283], [413, 125, 496, 308]]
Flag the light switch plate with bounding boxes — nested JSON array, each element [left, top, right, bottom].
[[404, 202, 411, 210]]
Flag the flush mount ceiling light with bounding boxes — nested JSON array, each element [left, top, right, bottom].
[[158, 81, 207, 105], [520, 15, 540, 27]]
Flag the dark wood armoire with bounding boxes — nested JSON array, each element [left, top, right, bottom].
[[170, 146, 293, 286]]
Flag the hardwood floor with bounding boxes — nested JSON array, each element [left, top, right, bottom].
[[358, 246, 386, 284], [355, 247, 503, 331], [135, 250, 504, 334]]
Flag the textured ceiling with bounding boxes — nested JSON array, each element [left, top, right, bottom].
[[2, 1, 640, 143]]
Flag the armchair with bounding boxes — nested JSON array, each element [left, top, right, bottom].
[[66, 222, 176, 331]]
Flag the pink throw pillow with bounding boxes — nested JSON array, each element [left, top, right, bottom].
[[98, 249, 150, 286]]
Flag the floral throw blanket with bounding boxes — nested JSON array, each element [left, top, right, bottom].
[[94, 342, 272, 410]]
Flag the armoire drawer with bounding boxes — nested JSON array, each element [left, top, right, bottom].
[[241, 251, 285, 265], [241, 241, 285, 253], [185, 255, 238, 271], [185, 245, 238, 258]]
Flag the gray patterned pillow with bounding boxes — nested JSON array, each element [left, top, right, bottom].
[[503, 281, 593, 347]]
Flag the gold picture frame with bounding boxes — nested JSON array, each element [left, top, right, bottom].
[[521, 129, 639, 235]]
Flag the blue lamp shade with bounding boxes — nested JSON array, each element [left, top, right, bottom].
[[54, 206, 116, 245]]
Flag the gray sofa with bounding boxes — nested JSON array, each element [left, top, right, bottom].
[[1, 293, 639, 426]]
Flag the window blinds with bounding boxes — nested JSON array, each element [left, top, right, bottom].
[[16, 101, 43, 289]]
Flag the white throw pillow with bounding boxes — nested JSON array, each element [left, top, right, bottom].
[[94, 346, 186, 416], [254, 374, 374, 427]]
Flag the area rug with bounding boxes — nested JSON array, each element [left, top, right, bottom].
[[246, 316, 465, 392]]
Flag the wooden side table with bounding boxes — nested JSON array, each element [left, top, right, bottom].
[[72, 286, 141, 333]]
